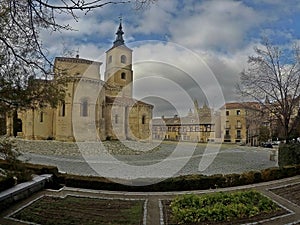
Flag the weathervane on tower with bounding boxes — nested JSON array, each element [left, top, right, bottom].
[[113, 15, 125, 47]]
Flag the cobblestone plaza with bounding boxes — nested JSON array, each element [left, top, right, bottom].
[[16, 139, 277, 178]]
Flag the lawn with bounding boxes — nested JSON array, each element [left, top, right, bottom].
[[11, 195, 145, 225]]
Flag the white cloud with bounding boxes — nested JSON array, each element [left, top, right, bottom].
[[37, 0, 300, 115], [132, 0, 178, 35], [129, 41, 227, 114], [169, 0, 263, 52]]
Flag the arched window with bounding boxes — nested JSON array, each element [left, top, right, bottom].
[[115, 114, 118, 124], [121, 72, 126, 80], [142, 115, 146, 124], [60, 101, 65, 117], [80, 99, 88, 117], [108, 55, 112, 64], [121, 55, 126, 64]]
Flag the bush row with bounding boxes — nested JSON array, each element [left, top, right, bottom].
[[0, 160, 59, 189], [1, 160, 299, 192], [58, 165, 300, 192], [279, 143, 300, 167], [0, 176, 15, 192], [0, 159, 59, 176]]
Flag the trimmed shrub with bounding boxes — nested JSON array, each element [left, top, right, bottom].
[[0, 176, 15, 192], [261, 167, 283, 181], [240, 171, 262, 185], [281, 165, 300, 177], [22, 163, 59, 176], [278, 143, 300, 167], [224, 173, 241, 187], [2, 160, 299, 192], [57, 165, 300, 192]]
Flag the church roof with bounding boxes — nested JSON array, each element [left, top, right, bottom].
[[223, 102, 262, 110], [55, 56, 101, 65], [106, 96, 153, 108]]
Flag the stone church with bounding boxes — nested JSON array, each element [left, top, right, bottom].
[[7, 22, 153, 141]]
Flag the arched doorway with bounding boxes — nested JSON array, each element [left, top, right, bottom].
[[13, 111, 22, 137]]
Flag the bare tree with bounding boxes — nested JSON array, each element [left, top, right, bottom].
[[0, 0, 156, 111], [238, 39, 300, 141], [0, 0, 156, 66]]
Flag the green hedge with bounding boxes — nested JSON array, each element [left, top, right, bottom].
[[0, 160, 60, 189], [0, 176, 15, 192], [279, 143, 300, 167], [1, 160, 299, 192], [57, 165, 300, 192], [0, 160, 59, 176]]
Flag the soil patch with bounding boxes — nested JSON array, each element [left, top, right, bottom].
[[10, 195, 144, 225], [271, 182, 300, 206]]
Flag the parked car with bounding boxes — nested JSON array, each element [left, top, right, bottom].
[[261, 142, 273, 148], [272, 141, 280, 146]]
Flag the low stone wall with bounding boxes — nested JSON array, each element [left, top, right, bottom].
[[0, 174, 53, 211]]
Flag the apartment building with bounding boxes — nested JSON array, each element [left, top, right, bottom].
[[223, 102, 262, 145]]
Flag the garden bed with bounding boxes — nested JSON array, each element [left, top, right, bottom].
[[162, 190, 287, 225], [10, 195, 145, 225], [270, 182, 300, 206]]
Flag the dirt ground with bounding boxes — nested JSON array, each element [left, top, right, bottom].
[[9, 195, 144, 225], [270, 183, 300, 207]]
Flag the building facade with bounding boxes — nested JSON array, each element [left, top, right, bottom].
[[222, 102, 262, 145], [151, 101, 264, 144], [6, 22, 153, 142], [152, 102, 216, 142]]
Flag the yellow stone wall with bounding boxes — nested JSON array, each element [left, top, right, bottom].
[[18, 107, 54, 140], [223, 107, 247, 143], [105, 46, 133, 98], [223, 103, 261, 144], [128, 104, 153, 140], [9, 44, 153, 142]]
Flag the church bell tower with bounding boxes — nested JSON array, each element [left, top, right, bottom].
[[105, 19, 133, 98]]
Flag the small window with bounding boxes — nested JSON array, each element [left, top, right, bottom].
[[237, 130, 241, 138], [121, 72, 126, 80], [80, 99, 88, 117], [121, 55, 126, 64], [60, 101, 65, 117], [40, 112, 44, 123], [142, 115, 146, 124], [226, 110, 229, 116], [237, 110, 241, 115], [108, 55, 112, 64], [115, 114, 118, 124]]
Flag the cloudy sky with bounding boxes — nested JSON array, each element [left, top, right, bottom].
[[42, 0, 300, 117]]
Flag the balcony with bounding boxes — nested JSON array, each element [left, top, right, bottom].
[[235, 125, 242, 129], [225, 125, 231, 129], [236, 135, 242, 139]]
